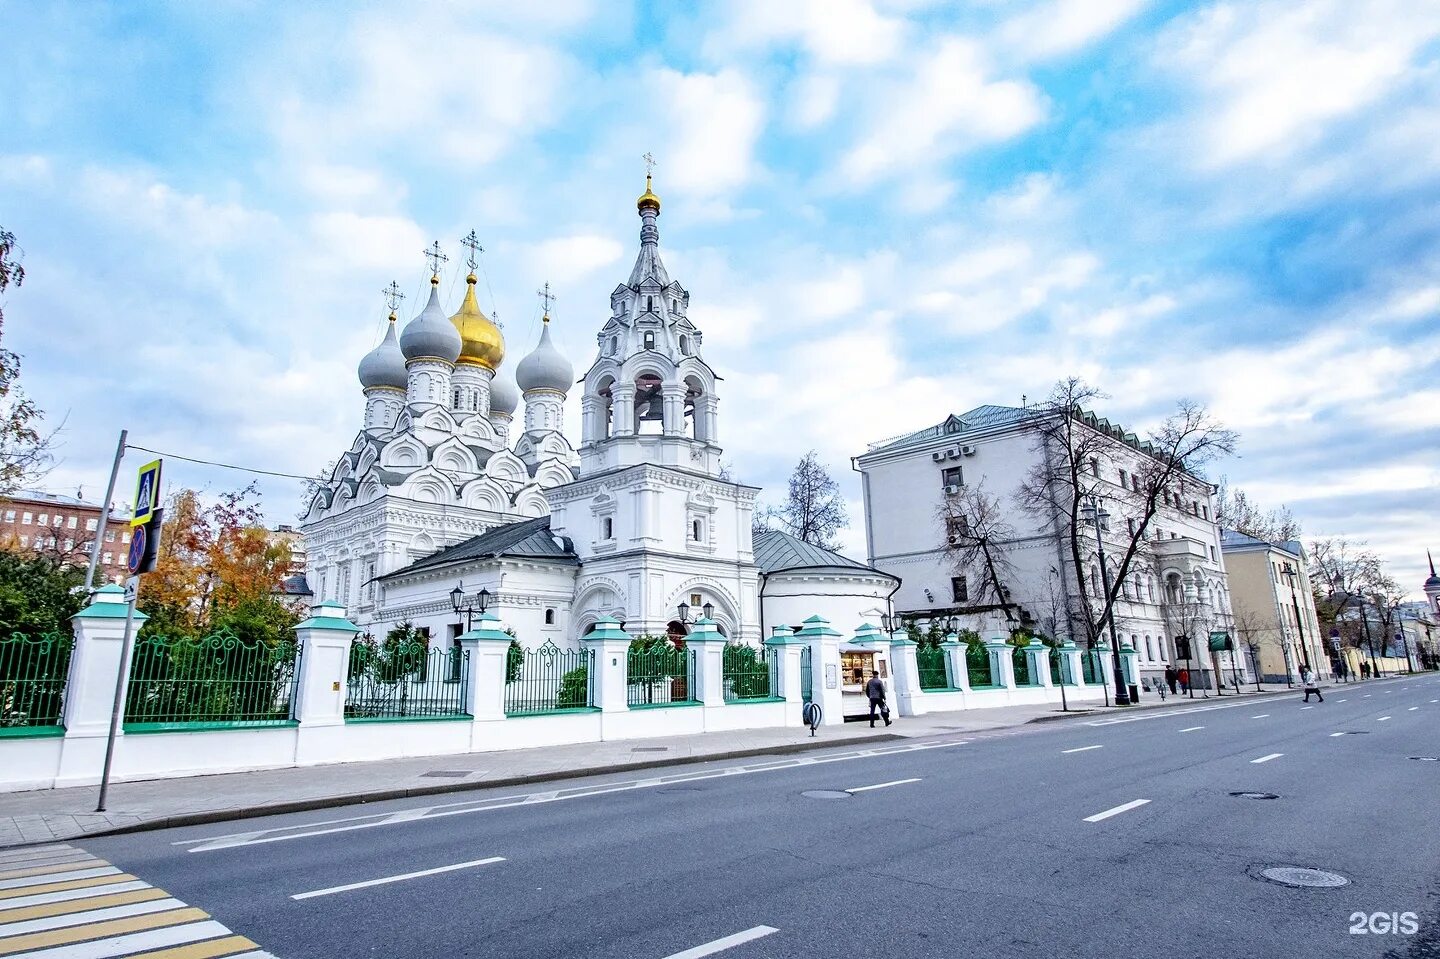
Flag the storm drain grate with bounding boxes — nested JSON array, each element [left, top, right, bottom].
[[801, 790, 852, 800], [1230, 791, 1280, 800], [420, 770, 472, 779], [1255, 866, 1350, 889]]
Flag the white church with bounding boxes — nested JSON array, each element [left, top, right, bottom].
[[301, 176, 898, 655]]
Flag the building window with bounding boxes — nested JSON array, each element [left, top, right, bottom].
[[2, 510, 12, 522], [102, 552, 113, 565], [679, 335, 690, 355], [1089, 458, 1100, 477], [1209, 545, 1217, 561], [1126, 517, 1136, 536], [1118, 469, 1128, 487], [1131, 475, 1140, 493], [122, 531, 130, 544], [86, 518, 98, 532], [941, 466, 963, 489], [36, 514, 47, 526], [643, 331, 655, 349], [18, 536, 27, 546], [1147, 578, 1155, 602], [545, 608, 556, 625], [67, 516, 78, 529], [64, 538, 74, 551], [602, 517, 613, 540], [951, 576, 968, 603], [692, 519, 702, 542], [105, 530, 116, 543], [21, 512, 30, 525], [1144, 636, 1154, 659], [646, 295, 654, 312]]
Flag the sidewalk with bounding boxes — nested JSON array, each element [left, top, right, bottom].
[[0, 684, 1297, 848]]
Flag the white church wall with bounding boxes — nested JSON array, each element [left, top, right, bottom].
[[761, 572, 898, 639]]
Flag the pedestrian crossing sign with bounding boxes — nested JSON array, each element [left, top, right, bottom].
[[131, 458, 163, 527]]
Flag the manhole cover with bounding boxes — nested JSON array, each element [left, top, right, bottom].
[[801, 789, 852, 800], [632, 747, 669, 752], [420, 770, 471, 778], [1231, 791, 1280, 800], [1410, 756, 1440, 762], [1258, 867, 1350, 888]]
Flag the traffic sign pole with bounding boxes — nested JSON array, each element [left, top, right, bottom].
[[96, 583, 139, 813], [83, 429, 127, 592]]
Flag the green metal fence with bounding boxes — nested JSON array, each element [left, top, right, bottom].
[[722, 644, 777, 701], [0, 632, 72, 734], [1012, 646, 1034, 686], [1049, 649, 1064, 685], [505, 642, 593, 715], [916, 646, 951, 690], [627, 644, 697, 708], [124, 630, 298, 730], [800, 646, 813, 704], [966, 643, 994, 687], [1082, 650, 1104, 684], [346, 639, 469, 720]]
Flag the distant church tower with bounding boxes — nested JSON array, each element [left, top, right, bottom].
[[1425, 551, 1440, 617], [577, 166, 722, 477]]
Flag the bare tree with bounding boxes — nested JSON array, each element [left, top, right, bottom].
[[1017, 378, 1238, 654], [775, 451, 848, 549], [1229, 605, 1288, 688], [1214, 479, 1301, 542], [0, 227, 53, 495], [1308, 537, 1385, 666], [935, 482, 1019, 620], [1159, 577, 1218, 692]]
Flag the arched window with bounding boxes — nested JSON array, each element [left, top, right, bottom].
[[643, 331, 655, 350], [1144, 636, 1154, 659], [544, 608, 556, 625], [692, 519, 702, 542], [679, 335, 690, 355], [646, 295, 655, 312]]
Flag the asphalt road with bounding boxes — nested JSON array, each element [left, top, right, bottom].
[[73, 675, 1440, 959]]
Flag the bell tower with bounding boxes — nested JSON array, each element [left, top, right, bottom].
[[577, 165, 721, 478]]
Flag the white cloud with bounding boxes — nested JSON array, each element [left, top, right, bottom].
[[530, 234, 625, 280], [1000, 0, 1150, 61], [703, 0, 907, 66], [651, 68, 767, 200]]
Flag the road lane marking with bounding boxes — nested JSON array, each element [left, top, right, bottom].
[[1410, 707, 1419, 711], [1300, 706, 1314, 710], [1338, 699, 1347, 702], [662, 925, 779, 959], [845, 778, 921, 793], [1084, 799, 1150, 822], [290, 857, 506, 900], [1251, 753, 1284, 764], [1179, 726, 1205, 732], [1364, 694, 1371, 698], [0, 867, 118, 892], [184, 739, 972, 852], [1329, 732, 1346, 737], [1378, 716, 1391, 722], [1086, 700, 1253, 726], [1252, 714, 1270, 719], [1062, 745, 1104, 754]]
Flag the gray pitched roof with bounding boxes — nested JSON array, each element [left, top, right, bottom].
[[1220, 529, 1304, 559], [382, 516, 578, 580], [754, 528, 894, 579], [865, 405, 1035, 454]]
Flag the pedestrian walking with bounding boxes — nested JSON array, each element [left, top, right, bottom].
[[1301, 668, 1324, 703], [1178, 668, 1190, 694], [1165, 665, 1178, 695], [1360, 661, 1370, 679], [865, 671, 891, 728]]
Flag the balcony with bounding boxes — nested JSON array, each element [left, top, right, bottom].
[[1152, 536, 1208, 568]]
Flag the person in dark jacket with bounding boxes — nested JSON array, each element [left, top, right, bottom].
[[865, 671, 891, 728], [1164, 665, 1178, 695]]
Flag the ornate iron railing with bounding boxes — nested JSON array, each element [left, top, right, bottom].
[[967, 643, 994, 687], [1011, 645, 1035, 686], [627, 644, 697, 707], [124, 630, 298, 729], [916, 646, 951, 690], [1049, 649, 1065, 685], [0, 632, 72, 733], [505, 642, 592, 715], [346, 640, 469, 720], [722, 644, 777, 701], [800, 646, 813, 704], [1082, 650, 1104, 685]]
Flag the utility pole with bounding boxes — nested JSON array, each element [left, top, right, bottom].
[[83, 430, 127, 591]]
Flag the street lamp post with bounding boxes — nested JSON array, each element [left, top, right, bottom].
[[1279, 563, 1312, 674], [1080, 497, 1130, 707], [448, 581, 491, 630]]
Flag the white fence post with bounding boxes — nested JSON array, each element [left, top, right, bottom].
[[763, 629, 806, 706], [458, 612, 513, 722], [582, 617, 632, 713], [795, 615, 844, 725], [1061, 641, 1084, 687], [293, 601, 359, 727], [889, 630, 928, 716], [986, 635, 1015, 689], [56, 585, 147, 783], [1032, 643, 1054, 688], [941, 633, 971, 693], [686, 618, 728, 706]]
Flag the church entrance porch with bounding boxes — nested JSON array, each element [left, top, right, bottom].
[[840, 646, 886, 720]]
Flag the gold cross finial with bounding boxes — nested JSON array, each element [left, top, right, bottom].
[[642, 152, 657, 178], [381, 281, 404, 320], [422, 240, 448, 279], [461, 230, 483, 273], [537, 282, 556, 317]]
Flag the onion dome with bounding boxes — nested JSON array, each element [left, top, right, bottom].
[[399, 277, 462, 363], [637, 173, 660, 214], [489, 363, 520, 416], [358, 313, 407, 390], [1427, 551, 1440, 588], [450, 273, 505, 370], [515, 314, 574, 394]]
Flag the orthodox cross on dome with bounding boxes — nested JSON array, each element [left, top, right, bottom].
[[422, 240, 448, 279], [537, 281, 556, 317], [461, 230, 483, 273], [642, 151, 657, 177], [381, 280, 404, 318]]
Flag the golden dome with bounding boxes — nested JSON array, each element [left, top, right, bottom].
[[637, 173, 661, 214], [449, 273, 505, 370]]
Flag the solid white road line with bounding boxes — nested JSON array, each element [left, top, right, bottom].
[[662, 926, 780, 959], [1084, 799, 1150, 822], [1364, 694, 1372, 698], [1431, 700, 1438, 703], [1179, 726, 1205, 732], [1329, 732, 1346, 737], [1378, 716, 1391, 722], [1251, 753, 1284, 764], [291, 857, 505, 900], [845, 778, 921, 793], [1338, 699, 1347, 702], [1062, 745, 1104, 754]]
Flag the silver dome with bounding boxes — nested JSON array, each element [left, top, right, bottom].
[[358, 320, 408, 390], [516, 321, 574, 394], [489, 363, 520, 415], [399, 283, 462, 363]]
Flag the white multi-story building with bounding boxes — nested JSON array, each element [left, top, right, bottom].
[[856, 404, 1241, 691], [301, 177, 896, 652]]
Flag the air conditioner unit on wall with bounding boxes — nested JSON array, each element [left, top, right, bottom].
[[932, 451, 946, 462], [960, 445, 976, 456], [943, 484, 961, 494], [946, 448, 961, 459]]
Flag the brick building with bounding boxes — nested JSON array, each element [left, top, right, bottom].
[[0, 489, 133, 583]]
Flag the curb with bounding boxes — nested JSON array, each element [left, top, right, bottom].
[[11, 732, 908, 848]]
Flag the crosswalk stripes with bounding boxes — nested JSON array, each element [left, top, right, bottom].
[[0, 843, 275, 959]]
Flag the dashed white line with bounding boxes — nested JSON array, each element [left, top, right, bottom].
[[1409, 707, 1419, 711], [1179, 726, 1205, 732], [845, 778, 921, 793], [291, 857, 505, 900], [1252, 714, 1270, 719], [1338, 699, 1348, 702], [662, 926, 780, 959], [1084, 799, 1150, 822], [1062, 745, 1104, 754], [1378, 716, 1391, 722], [1251, 753, 1284, 764], [1300, 706, 1314, 710], [1329, 732, 1346, 737]]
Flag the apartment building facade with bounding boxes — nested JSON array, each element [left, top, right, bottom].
[[0, 489, 133, 583]]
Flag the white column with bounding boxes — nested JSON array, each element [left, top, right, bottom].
[[582, 617, 632, 713], [293, 601, 359, 727], [764, 633, 806, 706], [986, 637, 1015, 689], [889, 632, 929, 717], [1095, 642, 1117, 689], [611, 383, 636, 437], [458, 612, 514, 723], [56, 585, 147, 784], [941, 635, 971, 693], [687, 618, 729, 706], [661, 384, 686, 436], [795, 615, 844, 726], [1032, 644, 1054, 688], [1061, 642, 1084, 687]]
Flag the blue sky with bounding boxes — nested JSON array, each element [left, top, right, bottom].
[[1, 0, 1438, 593]]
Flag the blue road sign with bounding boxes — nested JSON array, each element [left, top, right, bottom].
[[127, 524, 147, 575]]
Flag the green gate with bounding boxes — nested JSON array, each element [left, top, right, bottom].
[[966, 643, 993, 687], [916, 646, 950, 690], [506, 642, 593, 715], [1012, 646, 1033, 686]]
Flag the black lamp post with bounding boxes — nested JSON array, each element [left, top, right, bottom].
[[1080, 497, 1131, 706], [449, 581, 491, 630], [676, 601, 714, 626], [1279, 563, 1312, 672]]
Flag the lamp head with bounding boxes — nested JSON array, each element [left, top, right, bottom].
[[449, 583, 464, 613]]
